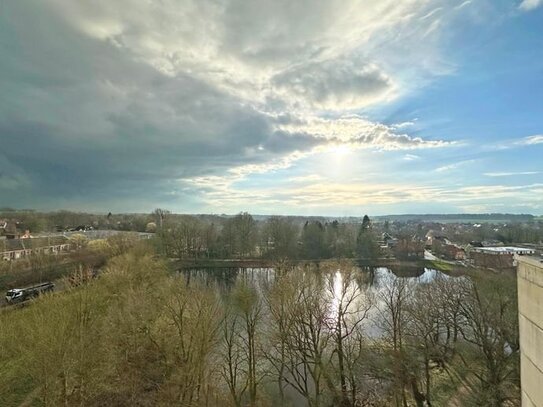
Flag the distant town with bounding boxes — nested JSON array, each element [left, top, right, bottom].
[[2, 209, 541, 270]]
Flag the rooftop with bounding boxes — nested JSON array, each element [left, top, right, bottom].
[[474, 246, 535, 254], [0, 236, 69, 252]]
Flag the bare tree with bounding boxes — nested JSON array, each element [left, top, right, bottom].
[[263, 269, 296, 404], [377, 275, 413, 407], [324, 264, 373, 406], [404, 277, 460, 406], [277, 270, 332, 407], [153, 208, 170, 230], [221, 280, 264, 407], [161, 278, 222, 405], [454, 276, 520, 406]]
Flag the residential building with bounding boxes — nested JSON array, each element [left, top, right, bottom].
[[443, 244, 466, 261], [0, 236, 71, 261], [517, 256, 543, 406], [471, 246, 535, 269]]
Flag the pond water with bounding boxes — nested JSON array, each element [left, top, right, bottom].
[[179, 266, 461, 337], [177, 266, 464, 405], [179, 266, 454, 291]]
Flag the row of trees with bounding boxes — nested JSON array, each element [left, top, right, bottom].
[[158, 213, 381, 260], [3, 208, 541, 246], [0, 209, 159, 233], [0, 251, 519, 406]]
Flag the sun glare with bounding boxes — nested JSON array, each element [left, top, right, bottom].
[[330, 143, 352, 156]]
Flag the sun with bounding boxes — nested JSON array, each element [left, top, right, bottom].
[[330, 143, 352, 157]]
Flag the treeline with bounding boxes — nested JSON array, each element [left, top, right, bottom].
[[433, 222, 543, 245], [471, 223, 543, 245], [0, 209, 380, 259], [0, 209, 155, 233], [157, 213, 380, 260], [375, 213, 535, 222], [3, 209, 542, 246], [0, 252, 519, 406]]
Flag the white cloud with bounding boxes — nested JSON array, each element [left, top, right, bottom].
[[403, 154, 421, 161], [435, 159, 474, 172], [43, 0, 463, 110], [519, 0, 543, 11], [287, 174, 326, 183], [518, 135, 543, 145], [184, 177, 543, 213], [455, 1, 473, 10], [484, 171, 540, 177], [392, 120, 417, 130], [279, 115, 454, 151], [435, 164, 458, 172], [485, 134, 543, 151]]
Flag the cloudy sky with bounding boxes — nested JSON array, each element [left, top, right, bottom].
[[1, 0, 542, 215]]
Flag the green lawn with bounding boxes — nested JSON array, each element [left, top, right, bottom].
[[423, 259, 455, 272]]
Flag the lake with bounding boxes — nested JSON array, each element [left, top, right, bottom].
[[179, 265, 460, 338]]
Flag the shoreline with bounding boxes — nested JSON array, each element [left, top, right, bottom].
[[172, 257, 467, 273]]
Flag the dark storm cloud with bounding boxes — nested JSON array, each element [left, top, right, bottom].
[[0, 0, 455, 211], [0, 1, 331, 209]]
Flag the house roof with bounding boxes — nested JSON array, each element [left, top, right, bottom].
[[0, 236, 69, 252], [474, 246, 535, 255]]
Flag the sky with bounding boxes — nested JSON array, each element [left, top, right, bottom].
[[0, 0, 542, 216]]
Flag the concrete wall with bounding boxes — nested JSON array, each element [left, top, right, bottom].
[[518, 257, 543, 406]]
